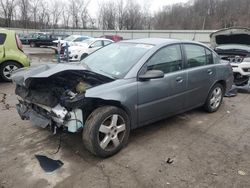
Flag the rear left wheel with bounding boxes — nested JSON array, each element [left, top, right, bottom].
[[82, 106, 130, 158], [204, 83, 224, 113], [0, 61, 21, 82]]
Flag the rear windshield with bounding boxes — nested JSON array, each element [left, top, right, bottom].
[[0, 33, 6, 45]]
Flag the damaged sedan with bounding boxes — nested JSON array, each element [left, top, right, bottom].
[[211, 27, 250, 86], [12, 38, 233, 157]]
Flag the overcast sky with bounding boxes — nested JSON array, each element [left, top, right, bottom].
[[88, 0, 190, 18]]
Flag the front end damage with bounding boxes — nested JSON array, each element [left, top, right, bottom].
[[12, 63, 113, 133], [210, 27, 250, 86]]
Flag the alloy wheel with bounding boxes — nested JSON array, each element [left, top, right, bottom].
[[210, 87, 222, 110], [3, 64, 18, 79], [98, 114, 126, 151]]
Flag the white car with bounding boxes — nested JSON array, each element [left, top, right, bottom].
[[211, 28, 250, 86], [66, 38, 113, 61], [53, 35, 91, 47]]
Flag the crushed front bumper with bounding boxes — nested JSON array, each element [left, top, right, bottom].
[[16, 98, 84, 133]]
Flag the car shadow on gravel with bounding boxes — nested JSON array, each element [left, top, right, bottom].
[[59, 109, 203, 161]]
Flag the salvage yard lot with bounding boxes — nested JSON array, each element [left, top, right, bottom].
[[1, 47, 250, 188]]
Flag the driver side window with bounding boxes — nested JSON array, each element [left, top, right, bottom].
[[147, 45, 183, 74]]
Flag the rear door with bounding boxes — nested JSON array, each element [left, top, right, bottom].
[[0, 33, 6, 59], [137, 44, 187, 124], [183, 44, 217, 108]]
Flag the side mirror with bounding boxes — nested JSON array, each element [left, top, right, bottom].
[[139, 70, 164, 81]]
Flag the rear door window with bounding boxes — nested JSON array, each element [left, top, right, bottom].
[[0, 33, 6, 45], [184, 44, 206, 68]]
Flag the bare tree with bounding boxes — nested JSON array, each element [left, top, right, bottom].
[[0, 0, 16, 27], [50, 0, 62, 29], [69, 0, 89, 28], [38, 2, 49, 29], [123, 0, 143, 30], [98, 0, 117, 30], [116, 0, 126, 30], [62, 6, 70, 29], [18, 0, 29, 28], [29, 0, 40, 29], [80, 0, 90, 29]]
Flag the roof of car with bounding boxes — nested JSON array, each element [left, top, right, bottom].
[[87, 38, 113, 42], [121, 38, 208, 48], [122, 38, 180, 45]]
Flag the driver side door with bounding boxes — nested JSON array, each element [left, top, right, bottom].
[[137, 44, 187, 125]]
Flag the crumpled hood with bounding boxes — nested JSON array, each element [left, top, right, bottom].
[[11, 63, 112, 87], [210, 27, 250, 48]]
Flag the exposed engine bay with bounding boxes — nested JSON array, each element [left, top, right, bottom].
[[211, 27, 250, 86], [12, 64, 113, 133], [215, 46, 250, 86]]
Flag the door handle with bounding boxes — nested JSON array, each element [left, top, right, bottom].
[[176, 77, 183, 83], [207, 69, 213, 75]]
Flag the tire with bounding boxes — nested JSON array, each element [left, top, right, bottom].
[[204, 83, 224, 113], [30, 42, 36, 47], [0, 61, 22, 82], [82, 106, 130, 158], [80, 53, 88, 61]]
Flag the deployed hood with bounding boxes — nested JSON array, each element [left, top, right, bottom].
[[11, 63, 113, 88], [210, 27, 250, 48]]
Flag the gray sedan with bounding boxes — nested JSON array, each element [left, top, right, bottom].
[[12, 38, 233, 157]]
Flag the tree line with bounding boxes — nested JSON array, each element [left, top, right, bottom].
[[0, 0, 249, 30]]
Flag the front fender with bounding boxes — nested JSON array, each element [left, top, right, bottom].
[[85, 79, 138, 129]]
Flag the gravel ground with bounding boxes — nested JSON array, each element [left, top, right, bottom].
[[0, 47, 250, 188]]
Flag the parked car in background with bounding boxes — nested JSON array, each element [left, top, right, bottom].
[[12, 38, 233, 157], [18, 33, 29, 45], [19, 32, 69, 46], [211, 27, 250, 86], [0, 29, 29, 81], [100, 35, 123, 42], [66, 38, 113, 61], [53, 35, 91, 54], [28, 32, 59, 47], [19, 32, 43, 45]]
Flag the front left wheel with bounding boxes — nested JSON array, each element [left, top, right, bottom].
[[82, 106, 130, 158], [0, 61, 21, 82]]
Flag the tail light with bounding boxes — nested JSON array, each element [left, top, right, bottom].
[[15, 34, 23, 52]]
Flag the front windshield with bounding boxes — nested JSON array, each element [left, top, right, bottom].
[[81, 42, 154, 78], [64, 35, 78, 42]]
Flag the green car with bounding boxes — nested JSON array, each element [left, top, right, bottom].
[[0, 29, 30, 81]]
